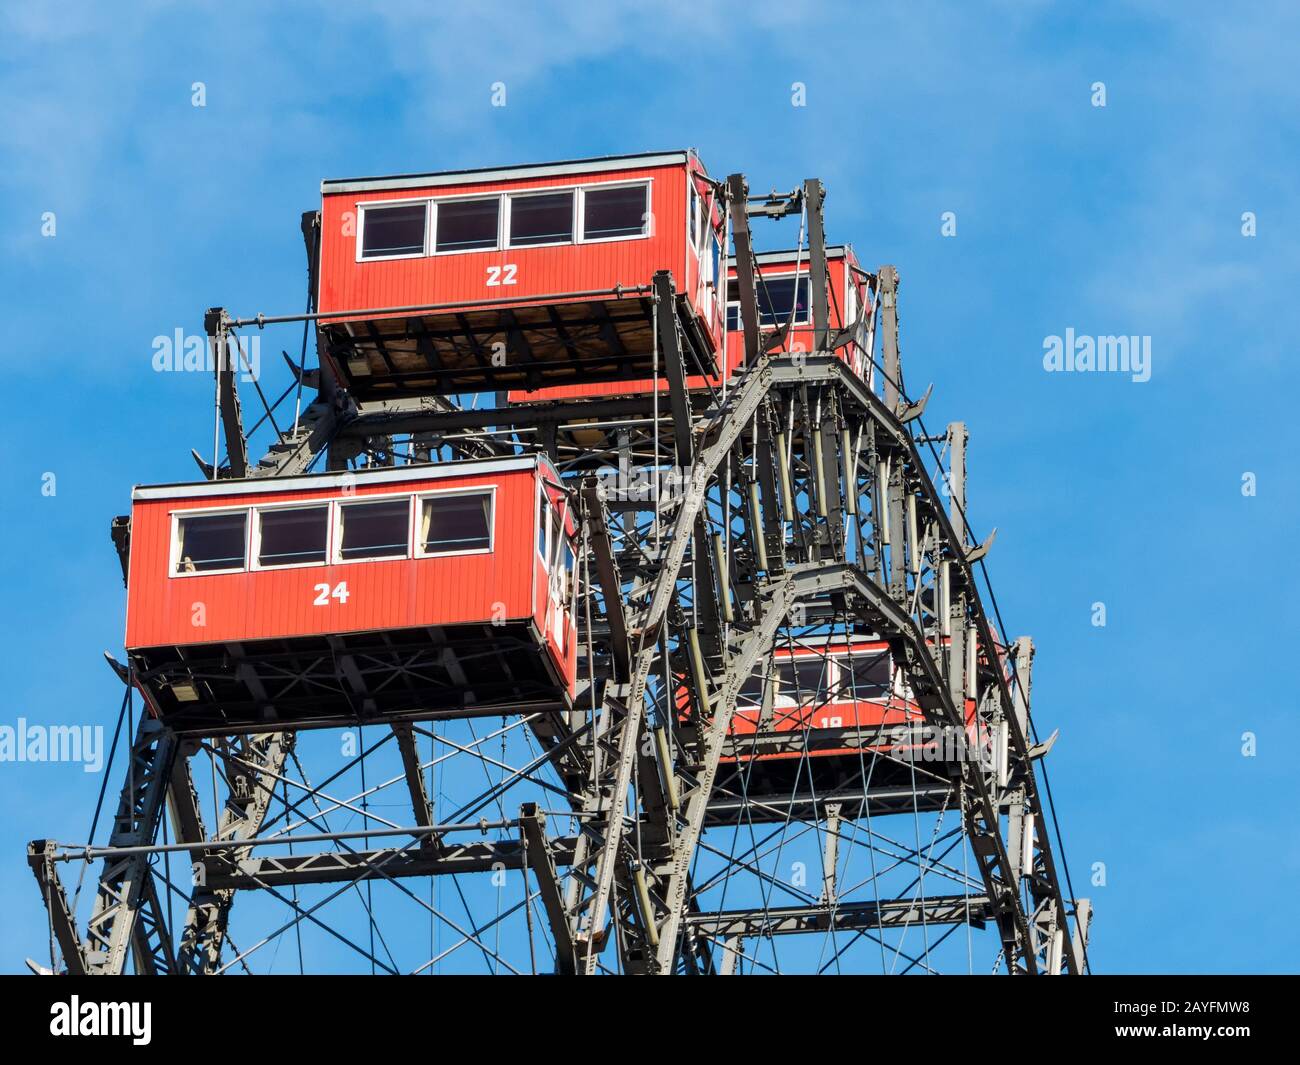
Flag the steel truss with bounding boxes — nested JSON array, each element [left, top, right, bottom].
[[29, 173, 1090, 976]]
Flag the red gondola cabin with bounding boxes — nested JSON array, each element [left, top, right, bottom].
[[506, 244, 873, 403], [316, 150, 725, 397], [722, 246, 873, 383], [722, 638, 982, 763], [123, 456, 577, 734], [703, 637, 993, 808]]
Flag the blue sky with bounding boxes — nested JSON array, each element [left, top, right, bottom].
[[2, 0, 1297, 973]]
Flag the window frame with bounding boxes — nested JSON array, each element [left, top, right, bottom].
[[693, 183, 713, 253], [536, 485, 575, 584], [331, 492, 416, 566], [687, 183, 699, 250], [354, 197, 432, 263], [354, 178, 654, 262], [831, 647, 893, 703], [413, 486, 497, 559], [577, 180, 651, 245], [536, 482, 553, 567], [169, 506, 251, 578], [774, 655, 833, 708], [429, 192, 505, 257], [738, 649, 895, 713], [548, 510, 574, 604], [249, 500, 333, 572], [164, 482, 519, 578], [726, 270, 814, 331], [503, 186, 579, 251]]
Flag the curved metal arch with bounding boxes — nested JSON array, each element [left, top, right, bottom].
[[561, 345, 1060, 973]]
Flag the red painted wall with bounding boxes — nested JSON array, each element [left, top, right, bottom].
[[126, 465, 540, 651], [318, 161, 699, 324]]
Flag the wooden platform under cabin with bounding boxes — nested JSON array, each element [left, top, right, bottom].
[[706, 734, 967, 824], [321, 293, 718, 398], [128, 621, 570, 736]]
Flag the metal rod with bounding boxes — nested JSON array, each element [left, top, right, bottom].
[[226, 285, 654, 329], [44, 818, 522, 862]]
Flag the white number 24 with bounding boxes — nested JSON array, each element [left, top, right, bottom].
[[313, 581, 350, 606]]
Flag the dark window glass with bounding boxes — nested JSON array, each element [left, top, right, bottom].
[[360, 203, 427, 258], [257, 506, 328, 567], [537, 498, 548, 558], [760, 276, 811, 325], [583, 184, 647, 240], [338, 499, 409, 560], [176, 513, 246, 573], [421, 493, 492, 553], [726, 276, 812, 329], [777, 658, 829, 703], [509, 191, 573, 246], [689, 186, 699, 246], [435, 197, 499, 252], [841, 651, 891, 700]]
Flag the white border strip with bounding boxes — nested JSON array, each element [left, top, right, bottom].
[[134, 455, 540, 502], [323, 152, 690, 195]]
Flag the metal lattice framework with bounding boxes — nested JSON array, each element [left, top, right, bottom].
[[27, 173, 1091, 976]]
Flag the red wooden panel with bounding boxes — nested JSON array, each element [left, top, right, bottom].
[[318, 161, 694, 324], [125, 463, 540, 650]]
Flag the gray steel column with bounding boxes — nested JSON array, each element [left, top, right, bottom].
[[82, 717, 180, 975], [878, 266, 902, 414], [206, 307, 248, 479], [178, 732, 293, 974], [803, 178, 830, 352]]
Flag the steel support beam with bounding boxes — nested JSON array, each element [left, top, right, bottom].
[[205, 835, 581, 890], [689, 894, 994, 938], [392, 721, 435, 830], [520, 803, 578, 974], [878, 266, 902, 415], [582, 479, 631, 681], [726, 173, 761, 366], [803, 178, 831, 352], [26, 841, 87, 975], [206, 307, 248, 479], [76, 717, 180, 975], [177, 732, 293, 974]]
